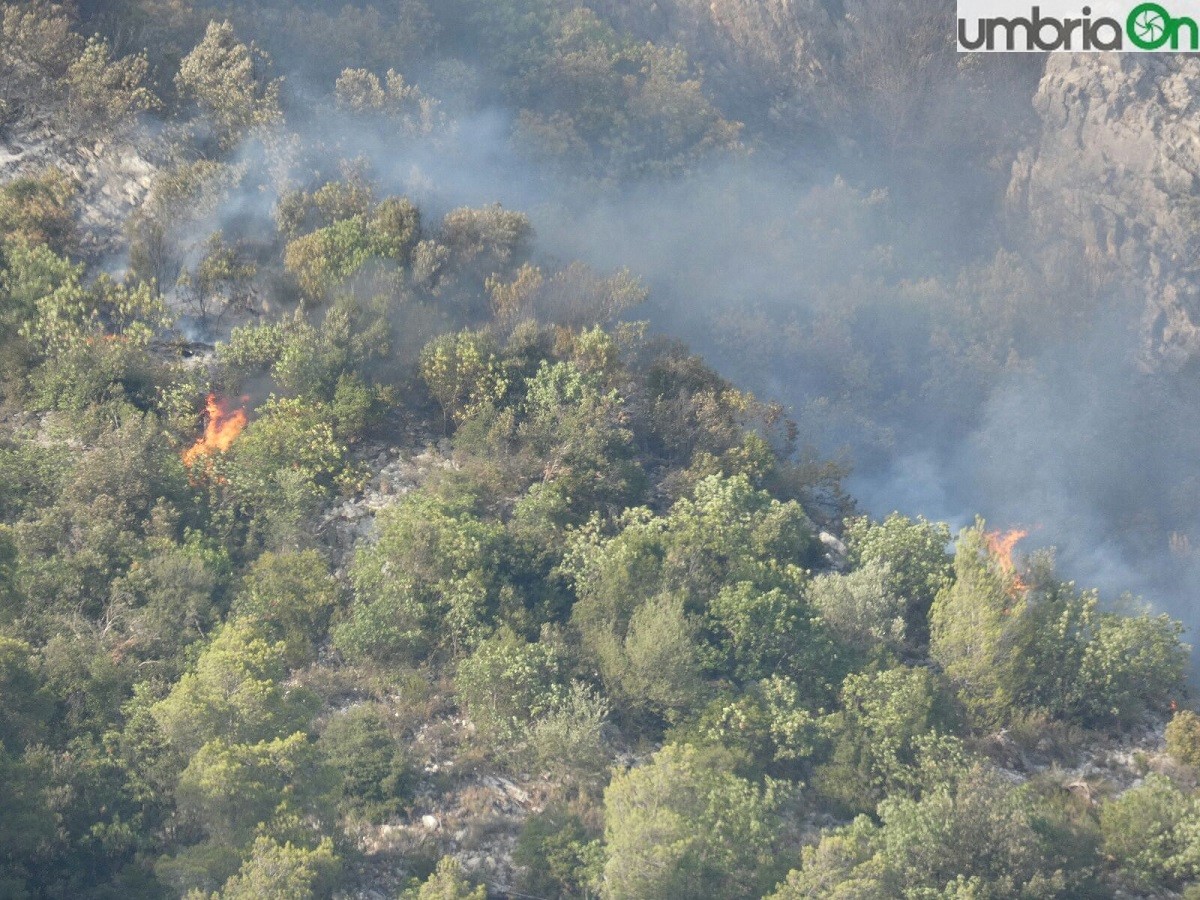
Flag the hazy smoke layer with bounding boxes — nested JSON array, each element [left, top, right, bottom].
[[108, 0, 1200, 649], [374, 138, 1192, 643]]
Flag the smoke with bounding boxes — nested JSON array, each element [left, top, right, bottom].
[[370, 125, 1200, 645], [113, 2, 1200, 647], [521, 142, 1200, 648]]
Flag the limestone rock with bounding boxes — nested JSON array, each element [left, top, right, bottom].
[[1008, 53, 1200, 368]]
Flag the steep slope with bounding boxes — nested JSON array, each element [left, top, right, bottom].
[[1009, 53, 1200, 369]]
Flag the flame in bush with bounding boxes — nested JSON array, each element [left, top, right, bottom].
[[986, 528, 1029, 593], [182, 394, 247, 468]]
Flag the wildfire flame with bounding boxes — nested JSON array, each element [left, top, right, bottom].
[[182, 394, 247, 468], [986, 528, 1029, 594]]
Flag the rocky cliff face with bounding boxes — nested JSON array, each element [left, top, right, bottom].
[[1008, 53, 1200, 369]]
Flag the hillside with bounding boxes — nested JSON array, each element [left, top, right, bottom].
[[1, 2, 1200, 899]]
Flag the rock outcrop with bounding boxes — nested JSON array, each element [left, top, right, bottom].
[[0, 121, 158, 259], [1008, 53, 1200, 369]]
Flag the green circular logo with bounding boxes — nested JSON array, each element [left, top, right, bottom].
[[1128, 2, 1172, 48]]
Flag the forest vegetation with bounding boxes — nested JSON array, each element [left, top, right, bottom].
[[0, 1, 1197, 898]]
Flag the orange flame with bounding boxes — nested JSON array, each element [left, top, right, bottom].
[[986, 528, 1029, 594], [182, 394, 247, 468]]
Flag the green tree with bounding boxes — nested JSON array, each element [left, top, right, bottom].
[[808, 562, 906, 657], [1101, 775, 1200, 892], [3, 238, 164, 361], [525, 680, 612, 785], [0, 169, 76, 253], [515, 807, 603, 899], [1167, 710, 1200, 768], [681, 675, 822, 777], [402, 856, 486, 900], [844, 514, 952, 648], [932, 524, 1186, 730], [317, 704, 413, 822], [708, 580, 822, 685], [283, 221, 373, 299], [231, 550, 338, 666], [929, 522, 1019, 726], [455, 626, 562, 743], [217, 396, 351, 550], [814, 667, 957, 816], [568, 474, 828, 721], [1074, 607, 1186, 725], [336, 492, 507, 665], [0, 236, 166, 411], [283, 197, 420, 302], [150, 618, 332, 894], [63, 36, 157, 136], [175, 20, 281, 149], [419, 330, 508, 429], [219, 300, 390, 420], [105, 536, 230, 677], [516, 359, 643, 524], [151, 619, 319, 757], [1004, 580, 1186, 727], [175, 732, 333, 847], [510, 8, 742, 178], [609, 592, 707, 722], [213, 836, 340, 900], [10, 413, 190, 632], [775, 764, 1070, 898], [0, 744, 55, 896], [0, 636, 50, 750], [335, 67, 443, 135], [602, 743, 789, 900]]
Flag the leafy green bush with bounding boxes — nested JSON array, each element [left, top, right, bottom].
[[401, 857, 486, 900], [602, 743, 790, 900], [455, 626, 562, 744], [1101, 775, 1200, 892], [213, 836, 340, 900], [843, 513, 952, 648], [217, 397, 353, 549], [151, 620, 319, 756], [814, 667, 958, 816], [231, 550, 338, 666], [775, 764, 1072, 898], [1168, 710, 1200, 768], [568, 474, 828, 724], [514, 807, 602, 899], [317, 704, 413, 822], [335, 492, 508, 665], [932, 522, 1186, 730]]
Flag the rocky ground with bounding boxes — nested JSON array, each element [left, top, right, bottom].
[[0, 120, 158, 258]]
